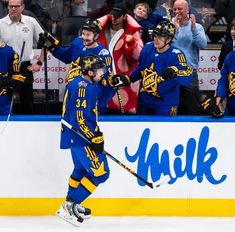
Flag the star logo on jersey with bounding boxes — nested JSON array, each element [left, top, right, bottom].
[[67, 62, 81, 84], [140, 64, 163, 98], [228, 70, 235, 96]]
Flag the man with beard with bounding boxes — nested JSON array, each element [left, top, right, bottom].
[[42, 19, 116, 114]]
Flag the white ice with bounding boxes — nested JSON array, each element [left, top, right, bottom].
[[0, 216, 235, 232]]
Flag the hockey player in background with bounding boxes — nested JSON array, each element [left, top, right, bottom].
[[215, 50, 235, 115], [130, 20, 192, 115], [39, 19, 115, 114], [0, 41, 25, 115], [57, 54, 128, 226]]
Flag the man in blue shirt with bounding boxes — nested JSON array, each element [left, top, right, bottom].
[[172, 0, 207, 115]]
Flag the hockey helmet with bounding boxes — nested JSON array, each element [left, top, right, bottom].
[[82, 19, 102, 35], [82, 55, 106, 76], [153, 21, 176, 39]]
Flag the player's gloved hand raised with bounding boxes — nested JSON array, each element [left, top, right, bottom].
[[11, 73, 26, 91], [161, 66, 178, 80], [108, 74, 130, 89], [90, 132, 104, 154], [38, 32, 60, 51]]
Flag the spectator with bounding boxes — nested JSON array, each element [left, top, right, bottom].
[[98, 3, 143, 114], [133, 1, 152, 27], [218, 18, 235, 70], [0, 41, 25, 115], [149, 0, 202, 25], [133, 1, 154, 43], [214, 0, 235, 41], [0, 0, 44, 114], [215, 50, 235, 115], [43, 19, 115, 114], [172, 0, 207, 115], [58, 55, 110, 226], [0, 0, 36, 18], [130, 21, 192, 115]]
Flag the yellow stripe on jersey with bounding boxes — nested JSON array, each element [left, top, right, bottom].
[[13, 52, 20, 72], [76, 111, 94, 138], [105, 57, 112, 66], [62, 90, 69, 118], [178, 54, 187, 66], [80, 177, 96, 193], [84, 146, 96, 160], [78, 88, 85, 97], [177, 66, 193, 77], [68, 177, 80, 188]]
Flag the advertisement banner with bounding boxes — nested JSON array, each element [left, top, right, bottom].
[[0, 118, 234, 199], [198, 50, 221, 91]]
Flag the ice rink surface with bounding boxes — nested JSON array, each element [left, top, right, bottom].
[[0, 216, 235, 232]]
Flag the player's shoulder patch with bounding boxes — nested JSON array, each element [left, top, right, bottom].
[[78, 80, 88, 87], [172, 48, 182, 54], [0, 41, 6, 47], [99, 48, 109, 56]]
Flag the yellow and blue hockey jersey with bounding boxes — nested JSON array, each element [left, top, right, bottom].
[[131, 42, 192, 115], [60, 75, 101, 149], [216, 50, 235, 115], [52, 37, 115, 114]]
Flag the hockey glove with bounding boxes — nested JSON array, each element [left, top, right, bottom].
[[0, 75, 10, 89], [11, 73, 26, 91], [201, 97, 224, 119], [90, 132, 104, 154], [38, 32, 60, 51], [161, 66, 178, 80], [108, 74, 130, 89]]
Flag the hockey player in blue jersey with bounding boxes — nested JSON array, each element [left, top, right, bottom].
[[39, 19, 115, 114], [57, 55, 111, 226], [130, 21, 192, 115], [215, 50, 235, 115], [0, 41, 25, 115]]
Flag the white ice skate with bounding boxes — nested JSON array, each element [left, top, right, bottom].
[[74, 203, 91, 219], [56, 201, 84, 227]]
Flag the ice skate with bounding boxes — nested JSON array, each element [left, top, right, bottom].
[[56, 201, 84, 226], [74, 203, 91, 219]]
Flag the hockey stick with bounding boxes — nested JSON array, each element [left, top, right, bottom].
[[116, 89, 125, 114], [61, 119, 170, 189], [108, 29, 126, 114]]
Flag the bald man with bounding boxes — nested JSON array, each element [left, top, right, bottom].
[[172, 0, 207, 115]]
